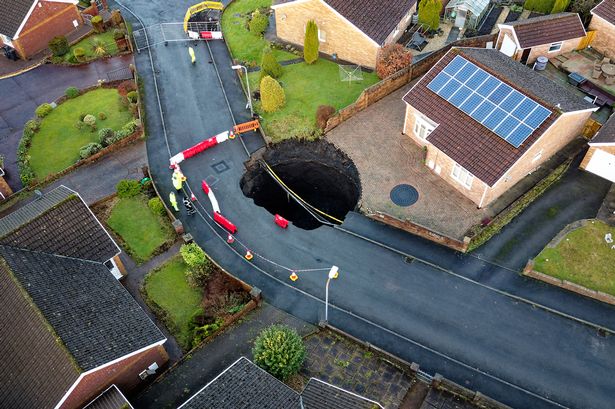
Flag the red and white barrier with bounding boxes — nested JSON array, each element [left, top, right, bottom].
[[201, 180, 237, 234], [170, 131, 230, 167]]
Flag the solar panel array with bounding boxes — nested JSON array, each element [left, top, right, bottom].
[[427, 55, 551, 148]]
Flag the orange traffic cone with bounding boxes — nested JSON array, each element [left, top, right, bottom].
[[229, 130, 236, 140], [289, 272, 299, 281], [245, 250, 253, 261], [190, 193, 197, 201], [227, 234, 235, 244]]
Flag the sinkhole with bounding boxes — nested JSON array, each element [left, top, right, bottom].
[[240, 140, 361, 230]]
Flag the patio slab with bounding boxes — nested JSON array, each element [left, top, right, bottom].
[[560, 50, 615, 96], [326, 84, 489, 241]]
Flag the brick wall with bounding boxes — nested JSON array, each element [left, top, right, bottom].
[[60, 344, 168, 409], [13, 1, 83, 59], [273, 0, 381, 68], [589, 15, 615, 56], [526, 37, 582, 64]]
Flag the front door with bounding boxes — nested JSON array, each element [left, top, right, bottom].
[[520, 48, 531, 65]]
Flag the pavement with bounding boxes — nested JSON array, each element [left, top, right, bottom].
[[115, 1, 615, 408], [0, 54, 134, 191], [131, 302, 315, 409]]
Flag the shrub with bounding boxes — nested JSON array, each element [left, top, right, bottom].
[[260, 48, 282, 80], [524, 0, 555, 13], [79, 142, 102, 159], [98, 112, 107, 120], [570, 0, 600, 24], [24, 119, 40, 133], [49, 36, 69, 57], [79, 113, 88, 121], [252, 324, 306, 380], [551, 0, 570, 13], [148, 197, 165, 215], [98, 128, 115, 146], [65, 86, 80, 99], [73, 47, 86, 62], [122, 120, 138, 135], [117, 80, 137, 96], [418, 0, 442, 30], [376, 44, 413, 79], [126, 91, 138, 103], [90, 38, 108, 57], [83, 114, 97, 131], [116, 179, 141, 198], [249, 10, 269, 35], [192, 318, 223, 347], [91, 15, 104, 33], [180, 242, 208, 268], [113, 28, 126, 40], [303, 20, 319, 64], [315, 105, 336, 130], [260, 76, 285, 113], [75, 121, 85, 130], [35, 103, 53, 118]]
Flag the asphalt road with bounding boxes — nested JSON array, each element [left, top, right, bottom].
[[114, 1, 615, 408]]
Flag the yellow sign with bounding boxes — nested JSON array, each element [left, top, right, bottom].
[[184, 1, 224, 31]]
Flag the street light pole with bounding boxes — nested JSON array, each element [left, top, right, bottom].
[[231, 64, 253, 117], [324, 266, 339, 323]]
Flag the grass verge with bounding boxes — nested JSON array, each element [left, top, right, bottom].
[[107, 195, 175, 263], [533, 220, 615, 296]]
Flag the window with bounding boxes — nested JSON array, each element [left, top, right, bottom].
[[413, 115, 435, 140], [452, 163, 474, 188], [318, 29, 326, 42], [548, 42, 562, 52], [72, 19, 79, 28]]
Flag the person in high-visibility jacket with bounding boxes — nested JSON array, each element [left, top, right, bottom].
[[172, 168, 186, 190], [188, 47, 196, 64], [169, 192, 179, 211]]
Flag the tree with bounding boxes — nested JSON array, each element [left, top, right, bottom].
[[375, 44, 413, 79], [260, 76, 286, 113], [252, 324, 306, 380], [523, 0, 555, 14], [260, 47, 282, 80], [551, 0, 570, 13], [570, 0, 599, 24], [249, 9, 269, 35], [418, 0, 442, 31], [303, 20, 319, 64]]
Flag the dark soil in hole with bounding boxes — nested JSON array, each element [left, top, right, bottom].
[[241, 139, 361, 230]]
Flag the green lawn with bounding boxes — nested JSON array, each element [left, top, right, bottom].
[[66, 31, 119, 62], [144, 256, 203, 349], [221, 0, 296, 64], [107, 195, 175, 263], [28, 88, 133, 179], [534, 220, 615, 296], [249, 60, 380, 141]]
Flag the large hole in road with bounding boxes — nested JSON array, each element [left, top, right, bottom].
[[240, 140, 361, 230]]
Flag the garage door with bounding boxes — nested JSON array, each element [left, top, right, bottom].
[[586, 148, 615, 182], [500, 35, 516, 57]]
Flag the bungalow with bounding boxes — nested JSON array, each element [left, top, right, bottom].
[[402, 48, 596, 208], [270, 0, 417, 68], [580, 115, 615, 182], [589, 0, 615, 56], [495, 12, 586, 65], [0, 0, 84, 59], [0, 185, 168, 409]]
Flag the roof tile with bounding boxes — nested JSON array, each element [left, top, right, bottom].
[[506, 12, 586, 48], [592, 0, 615, 24], [0, 0, 35, 37]]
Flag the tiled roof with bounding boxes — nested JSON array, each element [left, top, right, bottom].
[[0, 186, 120, 263], [0, 245, 166, 371], [273, 0, 417, 44], [179, 357, 302, 409], [0, 0, 34, 37], [403, 48, 593, 186], [0, 260, 79, 409], [302, 378, 383, 409], [592, 0, 615, 25], [505, 12, 586, 48], [84, 385, 134, 409], [590, 115, 615, 144]]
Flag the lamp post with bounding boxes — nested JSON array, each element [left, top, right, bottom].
[[231, 64, 253, 117], [324, 266, 339, 323]]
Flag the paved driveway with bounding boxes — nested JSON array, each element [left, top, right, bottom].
[[0, 55, 134, 191]]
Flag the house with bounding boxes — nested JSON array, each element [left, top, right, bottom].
[[83, 385, 135, 409], [443, 0, 490, 30], [402, 47, 596, 208], [580, 115, 615, 182], [0, 185, 168, 409], [270, 0, 417, 68], [589, 0, 615, 56], [495, 13, 587, 65], [0, 0, 84, 59], [178, 357, 384, 408]]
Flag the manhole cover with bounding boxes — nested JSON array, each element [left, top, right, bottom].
[[212, 161, 230, 174], [390, 184, 419, 207]]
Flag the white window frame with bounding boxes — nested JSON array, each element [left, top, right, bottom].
[[413, 115, 435, 140], [548, 42, 562, 52], [452, 163, 474, 189], [318, 28, 326, 43]]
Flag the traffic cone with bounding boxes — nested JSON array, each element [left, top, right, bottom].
[[244, 250, 253, 261], [227, 234, 235, 244], [229, 130, 236, 140], [191, 193, 197, 201], [289, 272, 298, 281]]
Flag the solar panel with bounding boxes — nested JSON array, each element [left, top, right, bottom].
[[427, 55, 552, 148]]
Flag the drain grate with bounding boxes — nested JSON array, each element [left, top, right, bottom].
[[390, 184, 419, 207], [212, 161, 230, 174]]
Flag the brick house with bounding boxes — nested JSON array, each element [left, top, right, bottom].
[[270, 0, 417, 68], [0, 185, 168, 409], [495, 13, 586, 65], [589, 0, 615, 56], [580, 115, 615, 182], [402, 48, 596, 208], [0, 0, 84, 59]]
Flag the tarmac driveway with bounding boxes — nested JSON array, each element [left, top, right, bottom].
[[0, 55, 134, 191]]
